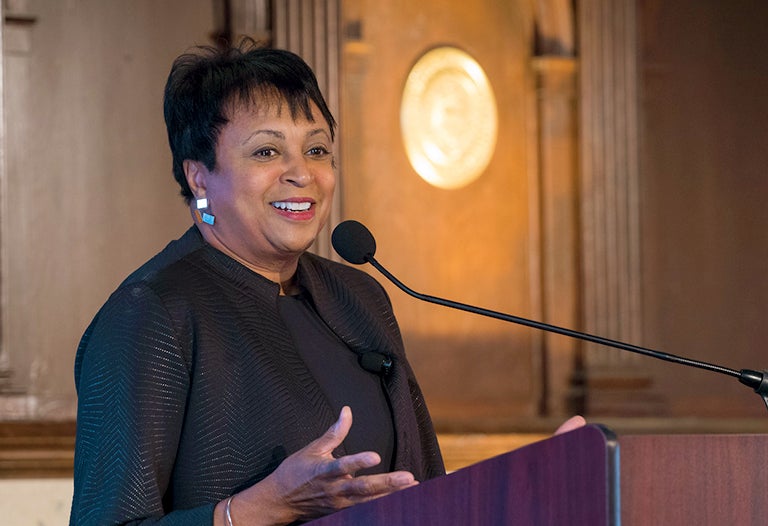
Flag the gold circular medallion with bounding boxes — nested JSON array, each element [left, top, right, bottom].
[[400, 47, 498, 189]]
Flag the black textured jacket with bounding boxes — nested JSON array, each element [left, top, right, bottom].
[[70, 227, 444, 525]]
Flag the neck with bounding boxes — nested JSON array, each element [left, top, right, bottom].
[[195, 223, 301, 295]]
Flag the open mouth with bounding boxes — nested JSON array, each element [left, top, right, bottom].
[[271, 201, 312, 212]]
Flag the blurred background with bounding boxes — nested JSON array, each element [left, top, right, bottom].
[[0, 0, 767, 523]]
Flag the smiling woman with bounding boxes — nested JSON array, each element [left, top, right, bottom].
[[184, 98, 336, 289], [69, 40, 444, 526]]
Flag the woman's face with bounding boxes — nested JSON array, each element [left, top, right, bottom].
[[189, 97, 335, 273]]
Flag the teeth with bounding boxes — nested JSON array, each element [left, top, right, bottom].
[[272, 201, 312, 212]]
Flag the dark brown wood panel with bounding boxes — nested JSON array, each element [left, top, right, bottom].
[[638, 0, 768, 417], [620, 433, 768, 524], [0, 421, 75, 478], [339, 0, 540, 430]]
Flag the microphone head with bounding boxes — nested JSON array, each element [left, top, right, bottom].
[[332, 220, 376, 264]]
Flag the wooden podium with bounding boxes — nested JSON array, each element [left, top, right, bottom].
[[309, 425, 768, 525]]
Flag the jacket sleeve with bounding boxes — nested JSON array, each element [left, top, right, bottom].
[[70, 282, 214, 526]]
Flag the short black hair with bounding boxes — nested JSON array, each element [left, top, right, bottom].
[[163, 39, 337, 202]]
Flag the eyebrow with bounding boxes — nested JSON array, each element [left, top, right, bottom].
[[242, 129, 284, 145], [242, 128, 331, 146]]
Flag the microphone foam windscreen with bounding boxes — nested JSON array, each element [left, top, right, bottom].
[[331, 220, 377, 264]]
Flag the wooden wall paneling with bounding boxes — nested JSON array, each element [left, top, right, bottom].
[[340, 0, 540, 431], [637, 0, 768, 417], [0, 2, 214, 421], [533, 56, 580, 417], [228, 0, 272, 43], [531, 0, 581, 418], [0, 2, 32, 416], [533, 0, 575, 55], [0, 3, 9, 401], [0, 3, 14, 409], [577, 0, 659, 415], [0, 421, 75, 478]]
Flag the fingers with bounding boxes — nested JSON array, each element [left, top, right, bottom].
[[307, 406, 353, 456], [321, 451, 382, 478], [252, 409, 420, 525], [333, 471, 419, 503], [554, 415, 587, 435], [297, 406, 386, 480]]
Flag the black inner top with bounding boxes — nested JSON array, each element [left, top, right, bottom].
[[278, 290, 395, 475]]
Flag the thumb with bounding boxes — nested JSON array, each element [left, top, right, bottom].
[[554, 415, 586, 436], [306, 406, 353, 456]]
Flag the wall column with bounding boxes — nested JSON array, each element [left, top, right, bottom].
[[578, 0, 660, 414], [533, 55, 580, 417]]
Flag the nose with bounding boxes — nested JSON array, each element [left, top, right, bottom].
[[280, 156, 313, 187]]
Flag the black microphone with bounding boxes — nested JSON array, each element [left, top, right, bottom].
[[358, 351, 393, 377], [331, 219, 768, 412]]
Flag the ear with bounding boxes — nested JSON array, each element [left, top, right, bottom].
[[184, 160, 209, 198]]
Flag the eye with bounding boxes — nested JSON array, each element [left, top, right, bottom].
[[307, 145, 331, 157], [253, 147, 278, 159]]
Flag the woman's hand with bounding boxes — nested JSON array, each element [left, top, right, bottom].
[[553, 415, 587, 435], [216, 406, 418, 526]]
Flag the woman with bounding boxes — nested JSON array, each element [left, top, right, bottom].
[[70, 41, 444, 525]]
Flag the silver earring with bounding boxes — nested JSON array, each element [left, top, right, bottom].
[[195, 197, 215, 225]]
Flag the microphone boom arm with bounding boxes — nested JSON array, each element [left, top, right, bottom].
[[365, 254, 768, 412]]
